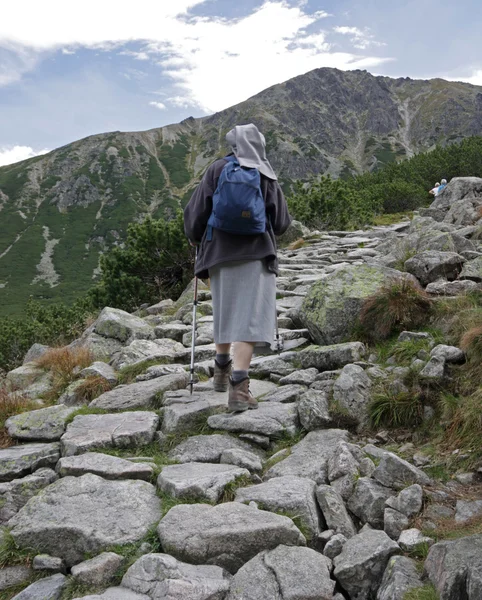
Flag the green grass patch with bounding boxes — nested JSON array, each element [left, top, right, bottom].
[[156, 490, 205, 517], [64, 406, 110, 426], [90, 442, 175, 478], [117, 357, 173, 385], [403, 583, 438, 600], [0, 530, 38, 568], [219, 474, 253, 503]]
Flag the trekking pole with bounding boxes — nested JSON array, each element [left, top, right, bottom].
[[189, 247, 199, 395]]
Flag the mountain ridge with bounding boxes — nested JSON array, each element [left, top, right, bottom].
[[1, 67, 482, 315]]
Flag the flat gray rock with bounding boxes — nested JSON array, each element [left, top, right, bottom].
[[157, 502, 306, 574], [80, 361, 118, 385], [207, 402, 299, 438], [161, 392, 227, 435], [220, 448, 263, 473], [460, 255, 482, 282], [9, 473, 161, 566], [71, 552, 124, 587], [316, 484, 357, 538], [121, 553, 232, 600], [93, 306, 154, 342], [385, 484, 423, 518], [90, 373, 188, 410], [333, 529, 400, 600], [0, 443, 60, 482], [398, 528, 434, 552], [424, 534, 482, 599], [235, 476, 323, 541], [32, 554, 66, 573], [226, 545, 335, 600], [0, 468, 58, 524], [56, 452, 154, 480], [154, 322, 191, 341], [377, 555, 424, 600], [158, 462, 249, 502], [262, 384, 306, 403], [430, 344, 465, 363], [73, 588, 150, 600], [264, 429, 349, 483], [250, 357, 297, 378], [168, 434, 263, 464], [278, 368, 319, 386], [112, 338, 186, 370], [426, 279, 480, 295], [384, 508, 409, 540], [10, 573, 67, 600], [6, 405, 77, 441], [347, 477, 394, 529], [61, 411, 159, 456], [373, 452, 431, 490], [299, 342, 366, 370]]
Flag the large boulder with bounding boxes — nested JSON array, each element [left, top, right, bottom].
[[121, 553, 232, 600], [333, 529, 400, 600], [298, 342, 366, 371], [235, 476, 323, 541], [111, 338, 187, 370], [157, 502, 306, 574], [277, 220, 311, 246], [405, 251, 466, 285], [424, 534, 482, 600], [9, 474, 161, 566], [93, 307, 154, 342], [299, 265, 416, 344], [61, 411, 159, 456], [226, 545, 335, 600]]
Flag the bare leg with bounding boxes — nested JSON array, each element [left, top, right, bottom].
[[215, 343, 231, 355], [233, 342, 255, 371]]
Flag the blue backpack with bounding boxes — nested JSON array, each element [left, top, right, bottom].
[[206, 155, 266, 240]]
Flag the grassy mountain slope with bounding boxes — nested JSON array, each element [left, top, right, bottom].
[[1, 67, 482, 315]]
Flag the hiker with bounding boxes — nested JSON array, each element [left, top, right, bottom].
[[437, 178, 448, 194], [184, 123, 291, 412], [429, 182, 441, 196]]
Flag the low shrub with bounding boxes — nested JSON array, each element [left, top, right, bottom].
[[359, 279, 432, 341]]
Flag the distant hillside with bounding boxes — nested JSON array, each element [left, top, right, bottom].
[[1, 67, 482, 315]]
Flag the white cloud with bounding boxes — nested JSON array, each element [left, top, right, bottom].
[[0, 146, 49, 167], [460, 70, 482, 86], [1, 0, 392, 112], [149, 101, 167, 110], [61, 48, 75, 55], [334, 26, 385, 50]]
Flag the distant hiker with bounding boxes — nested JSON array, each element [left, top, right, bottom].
[[429, 182, 441, 196], [437, 178, 448, 194], [184, 123, 291, 412]]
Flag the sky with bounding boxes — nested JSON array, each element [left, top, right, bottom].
[[1, 0, 482, 166]]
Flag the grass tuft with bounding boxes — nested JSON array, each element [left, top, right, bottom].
[[72, 376, 113, 403], [219, 474, 253, 503], [439, 388, 482, 461], [368, 390, 423, 428], [35, 346, 93, 400], [403, 583, 438, 600], [359, 279, 432, 342], [0, 530, 37, 568], [460, 325, 482, 364], [64, 406, 110, 426], [117, 357, 172, 384]]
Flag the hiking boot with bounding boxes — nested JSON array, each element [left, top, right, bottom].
[[213, 359, 232, 392], [228, 377, 258, 412]]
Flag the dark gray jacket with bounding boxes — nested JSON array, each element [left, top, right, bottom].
[[184, 157, 292, 279]]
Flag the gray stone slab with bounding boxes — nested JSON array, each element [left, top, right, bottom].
[[93, 307, 154, 342], [0, 566, 33, 593], [9, 473, 161, 566], [158, 462, 249, 502], [373, 452, 431, 490], [225, 545, 334, 600], [235, 476, 323, 541], [10, 573, 67, 600], [90, 373, 188, 410], [264, 429, 349, 483], [299, 342, 367, 371], [60, 411, 159, 456], [316, 484, 357, 538], [6, 405, 77, 442], [71, 552, 124, 587], [208, 402, 299, 438], [168, 434, 263, 464], [80, 362, 118, 385], [377, 555, 424, 600], [57, 452, 154, 481], [161, 392, 227, 435], [121, 553, 232, 600], [0, 443, 60, 482], [0, 468, 58, 524], [347, 477, 394, 529], [262, 384, 306, 403], [73, 588, 150, 600], [157, 502, 306, 574]]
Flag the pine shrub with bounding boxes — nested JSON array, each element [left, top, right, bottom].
[[359, 279, 432, 341]]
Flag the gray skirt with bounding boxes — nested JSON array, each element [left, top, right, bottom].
[[209, 259, 276, 346]]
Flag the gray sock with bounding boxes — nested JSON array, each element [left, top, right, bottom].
[[232, 369, 248, 383], [215, 353, 231, 366]]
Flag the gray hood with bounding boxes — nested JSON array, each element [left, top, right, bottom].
[[226, 123, 277, 181]]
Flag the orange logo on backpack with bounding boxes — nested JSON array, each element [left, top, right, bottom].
[[241, 211, 251, 218]]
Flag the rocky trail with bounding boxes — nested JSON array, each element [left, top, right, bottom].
[[1, 178, 482, 599]]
